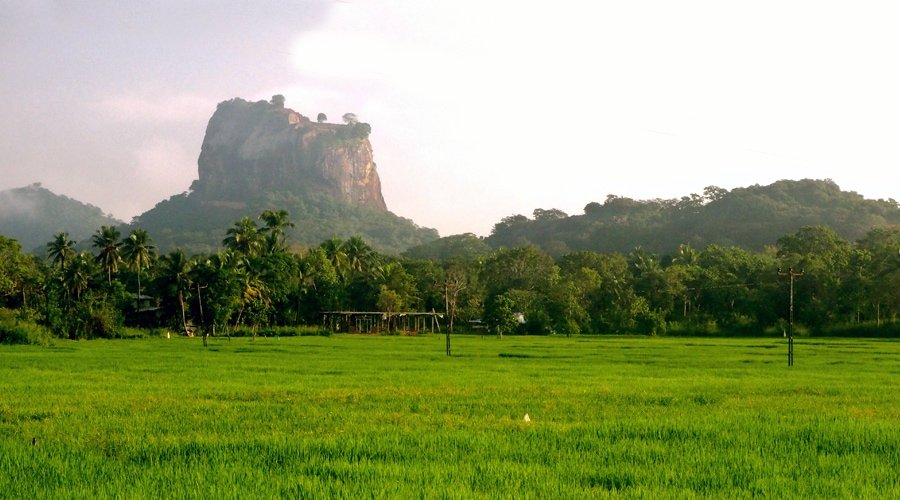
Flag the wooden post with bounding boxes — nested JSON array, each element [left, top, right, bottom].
[[778, 268, 803, 367]]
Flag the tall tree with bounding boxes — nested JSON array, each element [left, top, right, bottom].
[[46, 232, 76, 270], [121, 229, 156, 300], [696, 245, 771, 327], [550, 265, 600, 336], [63, 252, 97, 303], [585, 252, 636, 333], [443, 268, 467, 334], [157, 249, 193, 335], [485, 293, 517, 339], [856, 227, 900, 324], [190, 252, 242, 338], [259, 209, 294, 254], [91, 225, 122, 285], [481, 246, 558, 296], [223, 217, 262, 258], [629, 246, 668, 312], [777, 226, 852, 327], [321, 237, 350, 281], [298, 247, 342, 317], [233, 265, 270, 328], [344, 235, 374, 276], [376, 286, 403, 331], [0, 236, 41, 308]]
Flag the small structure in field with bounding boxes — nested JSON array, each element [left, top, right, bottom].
[[322, 311, 443, 334]]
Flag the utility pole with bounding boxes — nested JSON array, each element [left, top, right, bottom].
[[778, 268, 803, 366]]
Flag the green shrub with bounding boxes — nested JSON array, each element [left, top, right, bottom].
[[76, 301, 123, 339], [118, 327, 149, 339], [667, 319, 770, 337], [0, 308, 52, 345], [666, 321, 720, 337], [815, 321, 900, 338]]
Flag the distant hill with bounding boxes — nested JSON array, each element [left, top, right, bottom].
[[127, 96, 438, 254], [483, 179, 900, 257], [402, 233, 492, 261], [0, 183, 122, 254]]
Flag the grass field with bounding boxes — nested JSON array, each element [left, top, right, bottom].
[[1, 334, 899, 498]]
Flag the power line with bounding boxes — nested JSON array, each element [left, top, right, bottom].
[[778, 268, 804, 367]]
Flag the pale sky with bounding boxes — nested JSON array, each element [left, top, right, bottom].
[[3, 1, 900, 237]]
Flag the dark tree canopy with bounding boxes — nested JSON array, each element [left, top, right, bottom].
[[486, 179, 900, 256], [533, 208, 569, 221]]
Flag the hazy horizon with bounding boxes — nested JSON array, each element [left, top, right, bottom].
[[3, 1, 900, 237]]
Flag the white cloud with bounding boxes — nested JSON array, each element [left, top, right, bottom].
[[123, 138, 197, 215], [10, 2, 896, 236], [278, 1, 900, 235], [133, 138, 195, 187], [0, 188, 39, 219]]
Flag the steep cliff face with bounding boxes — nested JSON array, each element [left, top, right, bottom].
[[129, 96, 437, 254], [191, 97, 387, 211]]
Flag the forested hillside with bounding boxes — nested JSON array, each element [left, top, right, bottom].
[[130, 188, 438, 255], [0, 184, 122, 253], [486, 179, 900, 256]]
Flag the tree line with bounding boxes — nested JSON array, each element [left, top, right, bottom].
[[487, 179, 900, 257], [2, 208, 900, 344]]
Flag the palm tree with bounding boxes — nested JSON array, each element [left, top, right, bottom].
[[672, 244, 699, 267], [47, 232, 76, 270], [121, 229, 156, 300], [321, 237, 350, 280], [189, 251, 243, 339], [91, 226, 122, 285], [223, 217, 262, 258], [233, 267, 270, 327], [158, 249, 193, 335], [259, 209, 294, 254], [671, 244, 701, 317], [63, 252, 96, 302], [344, 235, 373, 275]]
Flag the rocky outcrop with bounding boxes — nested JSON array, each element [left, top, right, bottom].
[[190, 97, 387, 211]]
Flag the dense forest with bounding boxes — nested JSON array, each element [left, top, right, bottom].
[[0, 185, 437, 257], [486, 179, 900, 256], [129, 187, 438, 255], [3, 205, 900, 344], [6, 178, 898, 259]]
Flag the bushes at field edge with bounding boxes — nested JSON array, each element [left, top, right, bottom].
[[0, 308, 52, 345]]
